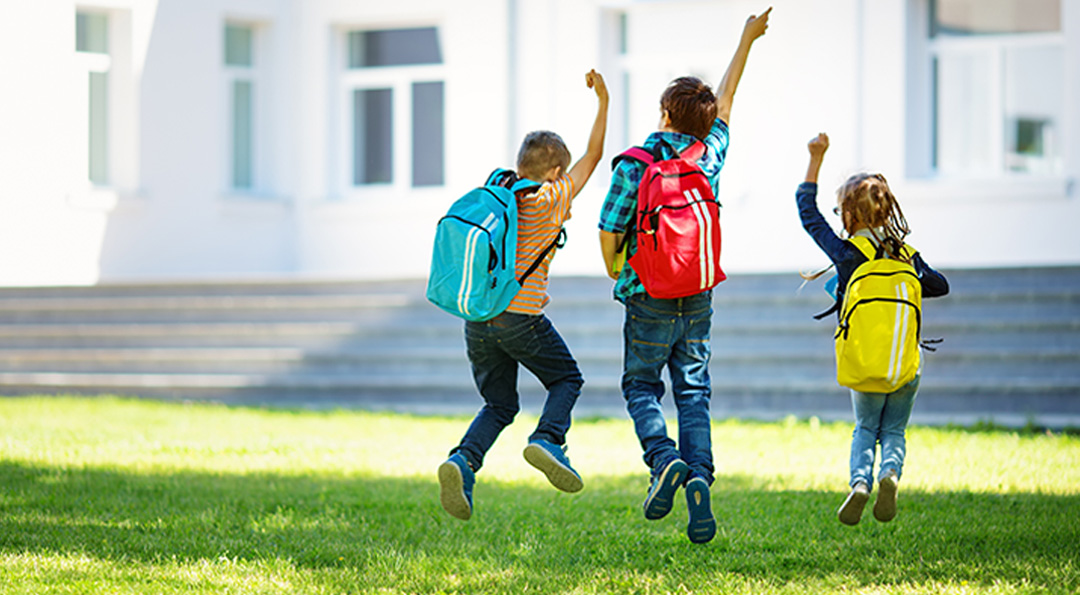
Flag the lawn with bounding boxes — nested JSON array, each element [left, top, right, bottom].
[[0, 396, 1077, 594]]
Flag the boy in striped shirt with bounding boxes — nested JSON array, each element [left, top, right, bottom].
[[438, 70, 609, 521], [597, 8, 771, 543]]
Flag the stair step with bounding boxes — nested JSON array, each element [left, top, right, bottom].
[[0, 267, 1076, 427]]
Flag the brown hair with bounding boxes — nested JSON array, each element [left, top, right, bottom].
[[837, 173, 911, 260], [800, 173, 912, 281], [516, 131, 571, 181], [660, 76, 717, 140]]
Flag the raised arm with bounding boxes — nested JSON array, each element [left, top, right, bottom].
[[806, 132, 829, 183], [567, 69, 610, 197], [715, 7, 771, 124]]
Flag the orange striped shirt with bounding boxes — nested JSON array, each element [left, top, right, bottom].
[[506, 175, 575, 314]]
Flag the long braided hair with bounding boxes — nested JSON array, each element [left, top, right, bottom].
[[801, 173, 911, 281]]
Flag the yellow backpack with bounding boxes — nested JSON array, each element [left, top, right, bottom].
[[835, 236, 922, 393]]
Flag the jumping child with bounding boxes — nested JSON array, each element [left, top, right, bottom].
[[798, 132, 949, 525], [437, 70, 609, 521], [597, 8, 771, 543]]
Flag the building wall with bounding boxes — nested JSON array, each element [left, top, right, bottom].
[[0, 0, 1075, 286]]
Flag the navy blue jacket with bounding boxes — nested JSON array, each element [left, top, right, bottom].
[[797, 182, 949, 314]]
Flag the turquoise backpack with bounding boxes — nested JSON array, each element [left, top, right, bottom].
[[426, 169, 561, 321]]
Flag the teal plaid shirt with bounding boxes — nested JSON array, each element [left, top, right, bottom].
[[598, 119, 730, 302]]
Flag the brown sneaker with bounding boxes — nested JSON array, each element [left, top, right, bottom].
[[873, 470, 899, 522], [838, 481, 870, 526]]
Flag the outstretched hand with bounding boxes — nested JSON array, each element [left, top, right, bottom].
[[744, 7, 772, 41], [586, 69, 608, 103], [808, 133, 829, 159]]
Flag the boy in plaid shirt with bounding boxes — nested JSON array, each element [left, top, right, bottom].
[[597, 8, 771, 544]]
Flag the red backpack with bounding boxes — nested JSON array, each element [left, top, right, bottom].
[[614, 141, 726, 299]]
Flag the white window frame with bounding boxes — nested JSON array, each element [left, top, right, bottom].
[[332, 25, 446, 199], [911, 0, 1066, 182], [72, 7, 138, 207], [222, 20, 275, 199], [929, 32, 1065, 178]]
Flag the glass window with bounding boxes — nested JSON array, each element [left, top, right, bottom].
[[928, 0, 1063, 177], [411, 81, 444, 187], [224, 24, 258, 191], [343, 26, 445, 189], [88, 72, 109, 184], [225, 25, 254, 67], [354, 88, 393, 185], [348, 28, 441, 68], [232, 80, 253, 188], [931, 0, 1060, 37], [77, 10, 110, 185], [76, 12, 108, 53]]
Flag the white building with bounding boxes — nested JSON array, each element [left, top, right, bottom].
[[0, 0, 1076, 286]]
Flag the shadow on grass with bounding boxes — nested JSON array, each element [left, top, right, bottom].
[[0, 462, 1077, 592]]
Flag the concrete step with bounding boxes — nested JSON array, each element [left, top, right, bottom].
[[0, 267, 1076, 428]]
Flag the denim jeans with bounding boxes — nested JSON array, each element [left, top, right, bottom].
[[622, 291, 715, 484], [849, 374, 920, 488], [450, 311, 584, 472]]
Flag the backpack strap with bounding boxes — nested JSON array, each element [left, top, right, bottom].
[[611, 147, 654, 170], [485, 168, 541, 196], [850, 235, 917, 262], [849, 236, 877, 261], [678, 140, 706, 162], [518, 228, 567, 285], [485, 169, 564, 285]]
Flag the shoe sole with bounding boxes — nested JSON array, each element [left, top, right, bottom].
[[685, 479, 716, 544], [523, 443, 583, 493], [874, 475, 898, 522], [644, 459, 689, 520], [838, 487, 870, 526], [438, 460, 472, 520]]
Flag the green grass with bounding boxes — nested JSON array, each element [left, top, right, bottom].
[[0, 396, 1077, 594]]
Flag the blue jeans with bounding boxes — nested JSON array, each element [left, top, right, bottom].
[[451, 312, 584, 472], [849, 375, 920, 488], [622, 291, 714, 484]]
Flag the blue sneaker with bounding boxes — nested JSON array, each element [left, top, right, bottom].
[[685, 477, 716, 544], [438, 453, 474, 520], [523, 439, 583, 493], [643, 458, 690, 520]]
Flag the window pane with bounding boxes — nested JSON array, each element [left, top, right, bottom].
[[88, 72, 108, 184], [354, 89, 393, 185], [348, 28, 442, 68], [412, 81, 444, 187], [232, 80, 253, 188], [1004, 46, 1063, 174], [934, 52, 994, 175], [931, 0, 1060, 37], [76, 11, 108, 53], [225, 25, 254, 67]]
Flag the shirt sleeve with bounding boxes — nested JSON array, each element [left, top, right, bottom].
[[536, 175, 575, 226], [598, 160, 639, 234], [704, 119, 730, 167]]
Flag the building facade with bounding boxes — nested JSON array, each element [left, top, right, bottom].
[[0, 0, 1076, 286]]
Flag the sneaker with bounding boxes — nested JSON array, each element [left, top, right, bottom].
[[685, 477, 717, 544], [873, 470, 899, 522], [643, 458, 690, 520], [837, 481, 870, 526], [523, 439, 584, 493], [438, 453, 475, 521]]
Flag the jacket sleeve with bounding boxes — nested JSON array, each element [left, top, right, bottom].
[[797, 182, 849, 265], [912, 253, 949, 298]]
